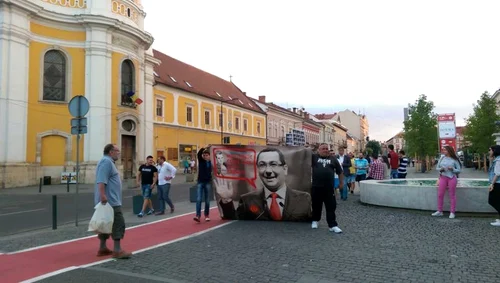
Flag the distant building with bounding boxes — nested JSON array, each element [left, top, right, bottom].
[[386, 131, 405, 152]]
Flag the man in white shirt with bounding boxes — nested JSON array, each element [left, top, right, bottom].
[[155, 156, 177, 215]]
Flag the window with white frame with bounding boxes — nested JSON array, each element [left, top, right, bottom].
[[257, 122, 261, 134], [243, 119, 248, 132], [204, 110, 210, 125], [156, 99, 163, 117], [186, 106, 193, 122], [218, 112, 223, 127]]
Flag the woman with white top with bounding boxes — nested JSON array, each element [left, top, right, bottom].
[[432, 145, 462, 219]]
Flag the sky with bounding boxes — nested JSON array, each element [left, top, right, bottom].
[[141, 0, 500, 142]]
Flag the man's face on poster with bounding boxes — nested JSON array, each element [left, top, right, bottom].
[[257, 151, 287, 192]]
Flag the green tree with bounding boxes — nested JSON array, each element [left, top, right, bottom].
[[403, 94, 438, 159], [365, 140, 381, 156], [463, 91, 500, 153]]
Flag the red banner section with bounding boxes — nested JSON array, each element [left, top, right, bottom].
[[439, 138, 456, 152]]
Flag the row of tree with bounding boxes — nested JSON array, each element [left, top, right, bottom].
[[402, 92, 500, 159]]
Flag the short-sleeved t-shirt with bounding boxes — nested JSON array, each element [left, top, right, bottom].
[[138, 165, 158, 185], [311, 154, 343, 187], [355, 158, 369, 175], [388, 151, 399, 169], [94, 156, 122, 206]]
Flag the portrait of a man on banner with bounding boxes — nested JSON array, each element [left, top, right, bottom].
[[211, 145, 312, 222]]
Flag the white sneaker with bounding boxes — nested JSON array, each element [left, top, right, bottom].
[[431, 211, 443, 217], [490, 220, 500, 226], [449, 213, 455, 219], [311, 221, 318, 229], [329, 226, 342, 233]]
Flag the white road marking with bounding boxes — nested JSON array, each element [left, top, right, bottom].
[[6, 206, 219, 255], [20, 221, 235, 283], [0, 209, 46, 217]]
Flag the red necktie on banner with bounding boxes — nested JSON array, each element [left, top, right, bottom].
[[270, 192, 282, 221]]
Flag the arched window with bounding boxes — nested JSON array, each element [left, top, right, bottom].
[[121, 59, 135, 107], [281, 126, 285, 137], [43, 50, 67, 102]]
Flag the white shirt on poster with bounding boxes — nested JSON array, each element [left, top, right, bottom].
[[158, 161, 177, 185]]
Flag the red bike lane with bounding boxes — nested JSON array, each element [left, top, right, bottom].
[[0, 208, 228, 283]]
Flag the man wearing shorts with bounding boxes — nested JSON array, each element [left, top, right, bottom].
[[95, 144, 131, 259], [137, 155, 158, 217]]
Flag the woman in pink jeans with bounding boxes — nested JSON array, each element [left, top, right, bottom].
[[432, 145, 462, 219]]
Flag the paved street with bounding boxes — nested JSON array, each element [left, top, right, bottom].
[[0, 177, 195, 237], [39, 191, 500, 283]]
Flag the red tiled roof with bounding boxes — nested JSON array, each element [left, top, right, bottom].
[[152, 50, 264, 114]]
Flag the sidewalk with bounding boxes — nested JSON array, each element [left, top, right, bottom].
[[0, 173, 194, 195]]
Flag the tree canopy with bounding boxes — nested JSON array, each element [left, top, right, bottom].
[[403, 94, 438, 159], [365, 140, 381, 157], [463, 91, 500, 153]]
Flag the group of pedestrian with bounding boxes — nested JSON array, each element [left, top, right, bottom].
[[90, 141, 500, 261], [136, 155, 177, 218]]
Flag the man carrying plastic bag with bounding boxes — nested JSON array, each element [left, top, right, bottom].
[[90, 144, 132, 259]]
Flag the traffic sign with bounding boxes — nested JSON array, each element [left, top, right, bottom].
[[68, 95, 89, 117], [71, 117, 87, 127], [71, 126, 87, 135]]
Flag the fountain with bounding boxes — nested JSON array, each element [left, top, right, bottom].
[[359, 178, 495, 213]]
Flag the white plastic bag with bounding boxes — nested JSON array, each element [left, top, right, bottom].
[[88, 203, 114, 234]]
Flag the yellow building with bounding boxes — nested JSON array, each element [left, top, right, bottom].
[[0, 0, 265, 189], [151, 51, 267, 167]]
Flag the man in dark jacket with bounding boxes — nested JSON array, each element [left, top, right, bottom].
[[194, 146, 213, 222], [336, 147, 351, 200]]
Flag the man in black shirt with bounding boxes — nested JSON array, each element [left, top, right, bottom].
[[136, 155, 158, 218], [311, 143, 344, 233]]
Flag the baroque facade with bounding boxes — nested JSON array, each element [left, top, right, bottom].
[[0, 0, 266, 188]]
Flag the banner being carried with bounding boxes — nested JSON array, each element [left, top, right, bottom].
[[211, 145, 312, 222]]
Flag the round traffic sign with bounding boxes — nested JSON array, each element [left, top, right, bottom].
[[68, 95, 90, 117]]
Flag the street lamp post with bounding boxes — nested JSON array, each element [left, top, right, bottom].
[[220, 98, 238, 144]]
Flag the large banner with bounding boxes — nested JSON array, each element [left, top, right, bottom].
[[211, 145, 312, 222], [437, 113, 457, 152]]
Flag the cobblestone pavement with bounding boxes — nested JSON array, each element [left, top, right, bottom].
[[41, 191, 500, 283]]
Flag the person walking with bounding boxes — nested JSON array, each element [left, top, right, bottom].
[[311, 143, 344, 233], [94, 144, 131, 259], [432, 145, 462, 219], [194, 146, 213, 222], [387, 144, 399, 179], [136, 155, 158, 218], [337, 147, 352, 201], [155, 156, 177, 215], [488, 145, 500, 226]]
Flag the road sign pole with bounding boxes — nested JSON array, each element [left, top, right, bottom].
[[68, 95, 90, 228], [75, 132, 80, 227], [75, 97, 81, 227]]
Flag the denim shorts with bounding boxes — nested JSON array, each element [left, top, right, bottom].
[[141, 184, 152, 199], [346, 175, 355, 183]]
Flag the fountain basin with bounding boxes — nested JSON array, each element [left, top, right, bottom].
[[359, 178, 495, 213]]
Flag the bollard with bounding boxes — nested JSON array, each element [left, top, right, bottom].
[[67, 173, 71, 193], [52, 195, 57, 230], [39, 177, 43, 193]]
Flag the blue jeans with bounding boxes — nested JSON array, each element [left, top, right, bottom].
[[196, 182, 211, 217], [158, 183, 174, 212], [390, 169, 399, 179], [340, 176, 349, 200]]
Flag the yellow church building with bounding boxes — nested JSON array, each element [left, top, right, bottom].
[[0, 0, 266, 189]]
